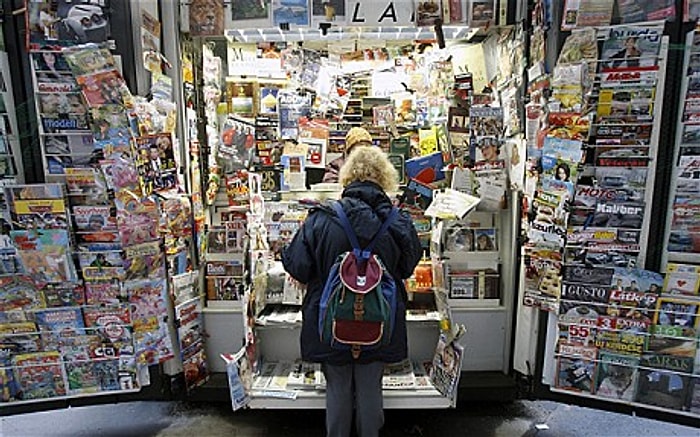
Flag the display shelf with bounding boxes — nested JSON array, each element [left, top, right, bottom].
[[0, 388, 141, 408], [248, 387, 451, 409], [447, 300, 504, 309], [549, 387, 700, 420], [204, 301, 243, 311]]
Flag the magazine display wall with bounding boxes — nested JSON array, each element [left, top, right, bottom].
[[185, 0, 525, 408], [514, 15, 700, 417], [662, 28, 700, 267], [0, 1, 207, 407]]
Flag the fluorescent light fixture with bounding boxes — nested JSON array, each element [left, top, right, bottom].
[[225, 26, 473, 43]]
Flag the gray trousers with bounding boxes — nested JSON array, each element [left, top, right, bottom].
[[323, 361, 385, 437]]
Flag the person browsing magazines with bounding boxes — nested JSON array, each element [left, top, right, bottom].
[[322, 127, 373, 183], [283, 145, 422, 437]]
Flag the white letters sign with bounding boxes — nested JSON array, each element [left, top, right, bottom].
[[346, 0, 416, 26]]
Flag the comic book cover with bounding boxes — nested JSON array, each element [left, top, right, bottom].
[[0, 343, 21, 401], [76, 69, 131, 107], [176, 297, 204, 353], [116, 211, 159, 247], [0, 322, 40, 354], [73, 205, 117, 232], [13, 351, 67, 400], [0, 275, 45, 313], [33, 307, 85, 349], [555, 342, 597, 393], [61, 338, 99, 394], [42, 283, 85, 308], [123, 241, 164, 281], [83, 304, 132, 351], [78, 250, 124, 281], [93, 359, 120, 391], [85, 280, 124, 305], [600, 26, 662, 72], [593, 352, 639, 401], [11, 231, 77, 284], [161, 196, 193, 238], [182, 346, 208, 391], [126, 278, 173, 365], [6, 184, 69, 230], [636, 354, 694, 411]]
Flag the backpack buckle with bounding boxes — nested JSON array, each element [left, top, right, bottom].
[[352, 344, 361, 359]]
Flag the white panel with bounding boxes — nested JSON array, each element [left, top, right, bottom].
[[512, 262, 539, 376], [451, 309, 506, 371], [203, 309, 245, 372]]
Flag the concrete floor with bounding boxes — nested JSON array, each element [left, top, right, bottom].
[[1, 399, 699, 437]]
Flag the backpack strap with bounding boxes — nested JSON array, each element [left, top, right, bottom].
[[332, 201, 399, 262]]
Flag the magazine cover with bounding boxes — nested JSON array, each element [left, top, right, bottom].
[[617, 0, 676, 24], [83, 304, 132, 349], [27, 0, 111, 47], [593, 352, 639, 401], [175, 297, 204, 353], [278, 91, 313, 139], [13, 351, 67, 400], [382, 359, 416, 390], [34, 307, 86, 348], [430, 334, 464, 403], [663, 263, 700, 295], [76, 69, 130, 107], [132, 133, 177, 194], [85, 280, 124, 305], [636, 354, 694, 411], [63, 46, 117, 77], [43, 283, 86, 308], [600, 26, 662, 72], [0, 275, 45, 312], [311, 0, 345, 26], [182, 346, 208, 391], [11, 231, 77, 283], [555, 343, 597, 393], [271, 0, 310, 27], [467, 0, 494, 28], [189, 0, 224, 36]]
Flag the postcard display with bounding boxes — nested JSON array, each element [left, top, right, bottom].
[[518, 16, 700, 417], [185, 0, 522, 409], [0, 2, 207, 406]]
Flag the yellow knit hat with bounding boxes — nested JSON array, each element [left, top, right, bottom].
[[345, 127, 373, 151]]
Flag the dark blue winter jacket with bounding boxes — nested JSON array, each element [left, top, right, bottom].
[[282, 181, 422, 365]]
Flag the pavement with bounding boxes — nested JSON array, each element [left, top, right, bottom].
[[1, 399, 699, 437]]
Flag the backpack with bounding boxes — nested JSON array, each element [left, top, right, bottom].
[[318, 202, 400, 359]]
